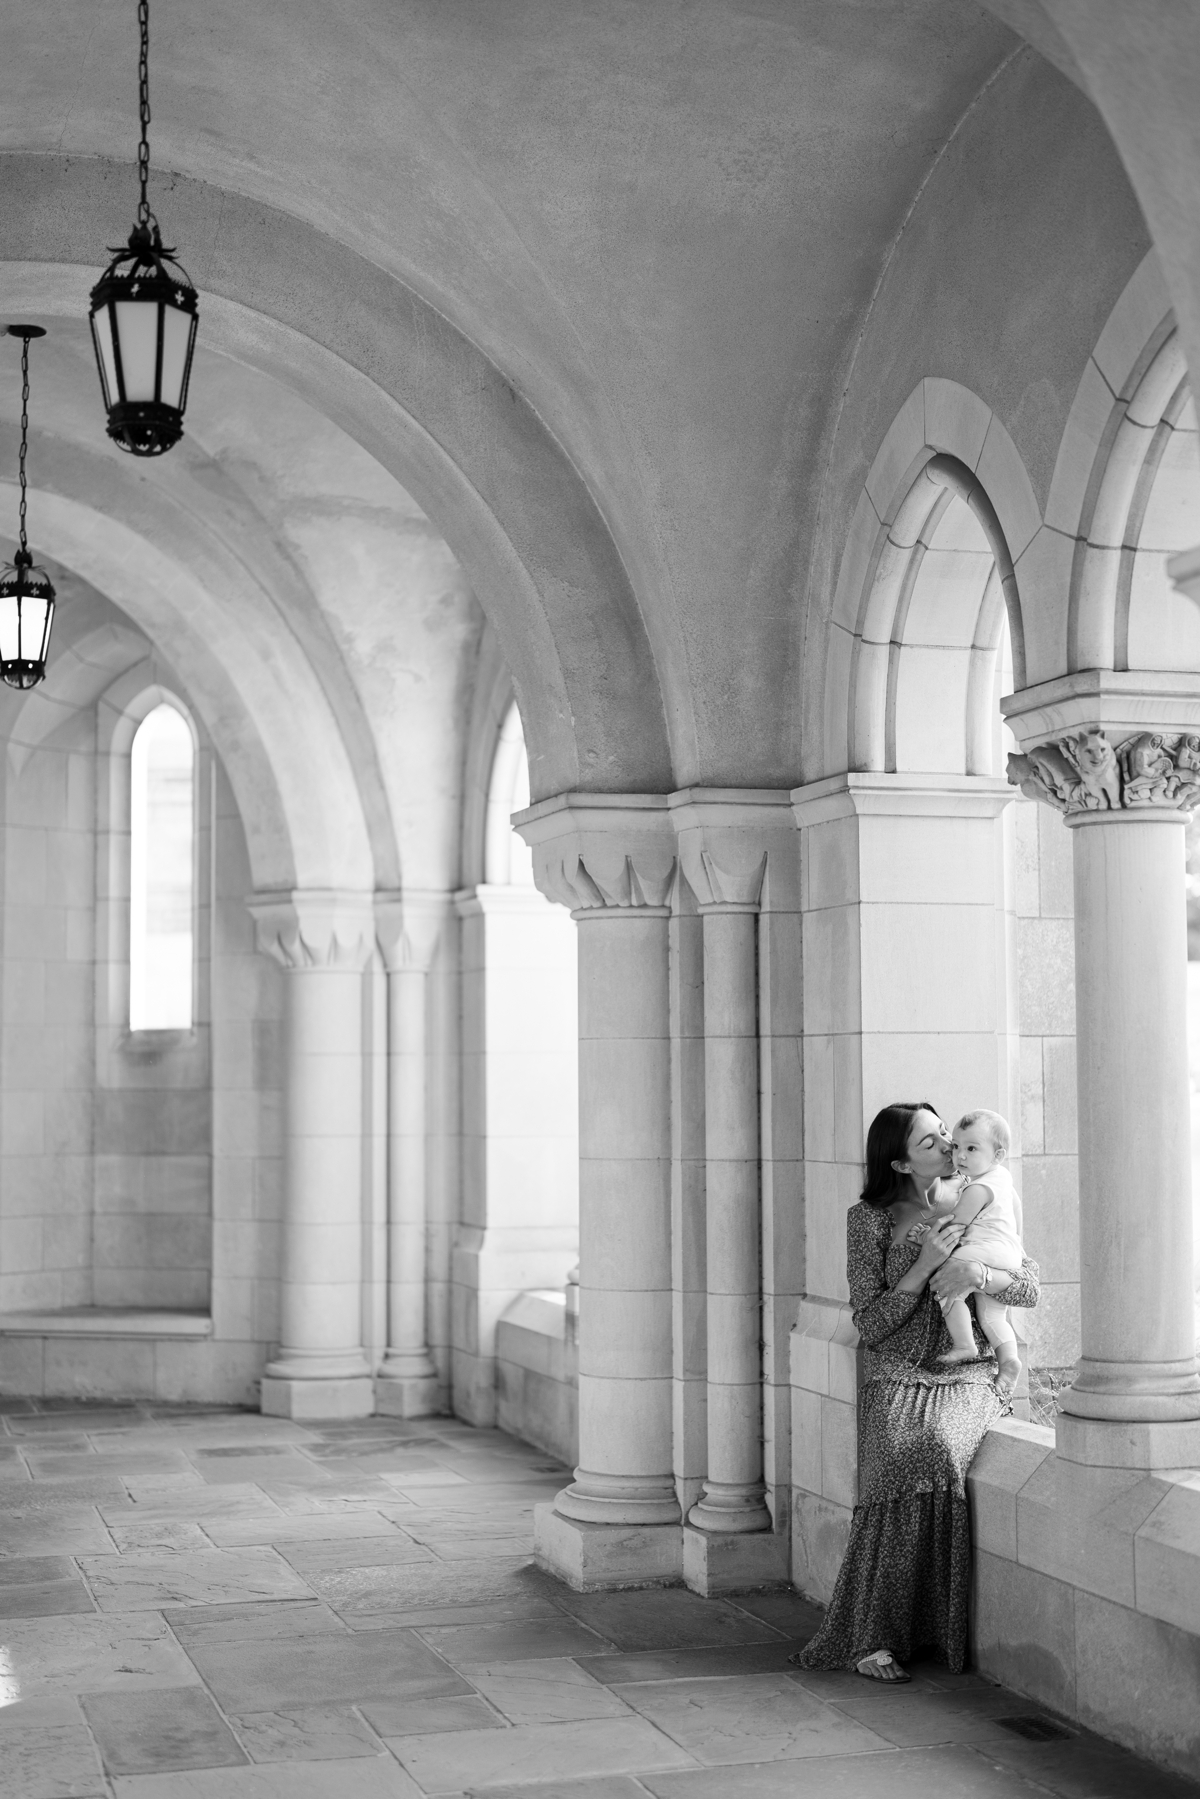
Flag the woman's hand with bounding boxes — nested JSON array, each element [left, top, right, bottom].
[[929, 1258, 986, 1304], [912, 1216, 964, 1273], [894, 1216, 964, 1292]]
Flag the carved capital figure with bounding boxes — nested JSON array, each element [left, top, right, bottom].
[[1008, 729, 1200, 817]]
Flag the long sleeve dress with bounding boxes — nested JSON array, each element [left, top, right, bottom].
[[794, 1199, 1040, 1673]]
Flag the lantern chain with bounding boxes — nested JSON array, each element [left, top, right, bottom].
[[136, 0, 156, 233], [16, 334, 30, 559]]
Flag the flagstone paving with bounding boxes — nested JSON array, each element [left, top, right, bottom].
[[0, 1399, 1194, 1798]]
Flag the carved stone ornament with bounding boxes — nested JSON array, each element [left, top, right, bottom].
[[1007, 730, 1200, 816]]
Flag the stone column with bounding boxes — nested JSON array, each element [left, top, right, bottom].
[[788, 774, 1017, 1601], [374, 894, 446, 1418], [250, 891, 375, 1421], [1007, 699, 1200, 1467], [671, 791, 796, 1593], [516, 794, 682, 1590]]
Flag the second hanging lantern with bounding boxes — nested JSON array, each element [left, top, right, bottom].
[[89, 0, 198, 457]]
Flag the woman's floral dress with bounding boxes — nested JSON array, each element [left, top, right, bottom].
[[794, 1200, 1040, 1673]]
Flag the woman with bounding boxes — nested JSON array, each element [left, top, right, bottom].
[[793, 1100, 1039, 1683]]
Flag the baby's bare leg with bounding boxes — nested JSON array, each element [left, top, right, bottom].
[[936, 1254, 981, 1361], [974, 1290, 1021, 1394]]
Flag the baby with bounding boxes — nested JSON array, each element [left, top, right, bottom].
[[933, 1109, 1024, 1395]]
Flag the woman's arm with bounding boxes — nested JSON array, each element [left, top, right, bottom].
[[847, 1207, 962, 1347], [931, 1255, 1040, 1307]]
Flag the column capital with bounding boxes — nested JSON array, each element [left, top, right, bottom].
[[1006, 725, 1200, 820], [668, 788, 796, 910], [249, 889, 376, 972], [374, 888, 451, 972], [514, 792, 676, 913]]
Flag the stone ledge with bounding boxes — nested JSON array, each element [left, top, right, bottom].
[[0, 1308, 212, 1338], [968, 1416, 1200, 1778]]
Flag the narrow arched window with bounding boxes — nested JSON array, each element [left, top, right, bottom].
[[484, 701, 534, 885], [130, 703, 195, 1031]]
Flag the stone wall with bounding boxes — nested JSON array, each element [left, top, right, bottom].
[[968, 1420, 1200, 1780]]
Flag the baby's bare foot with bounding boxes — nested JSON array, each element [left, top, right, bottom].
[[996, 1357, 1021, 1398], [937, 1348, 977, 1364]]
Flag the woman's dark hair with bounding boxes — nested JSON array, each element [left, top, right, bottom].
[[860, 1101, 942, 1208]]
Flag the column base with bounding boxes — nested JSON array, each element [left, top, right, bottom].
[[682, 1524, 788, 1595], [374, 1371, 442, 1418], [1058, 1357, 1200, 1423], [687, 1481, 772, 1534], [554, 1468, 681, 1526], [1055, 1412, 1200, 1469], [261, 1375, 375, 1421], [534, 1502, 682, 1591]]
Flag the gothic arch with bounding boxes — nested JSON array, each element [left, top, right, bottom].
[[1041, 253, 1197, 676], [823, 379, 1034, 777], [5, 477, 374, 896], [0, 153, 675, 799]]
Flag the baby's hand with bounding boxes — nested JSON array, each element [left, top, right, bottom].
[[906, 1223, 931, 1245]]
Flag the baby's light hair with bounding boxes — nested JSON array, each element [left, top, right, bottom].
[[955, 1108, 1010, 1159]]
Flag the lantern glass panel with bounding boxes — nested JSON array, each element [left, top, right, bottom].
[[160, 306, 194, 411], [114, 299, 161, 400], [0, 595, 22, 663], [91, 306, 119, 408], [28, 592, 54, 664], [0, 590, 53, 668]]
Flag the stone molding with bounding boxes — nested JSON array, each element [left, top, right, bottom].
[[1007, 728, 1200, 817], [513, 792, 675, 914], [515, 789, 803, 915], [374, 888, 451, 972], [790, 771, 1014, 829], [1001, 668, 1200, 746], [668, 788, 796, 911], [248, 889, 376, 972]]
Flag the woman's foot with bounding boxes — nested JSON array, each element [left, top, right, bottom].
[[855, 1650, 910, 1683]]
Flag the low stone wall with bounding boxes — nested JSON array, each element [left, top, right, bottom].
[[968, 1418, 1200, 1780], [495, 1289, 578, 1465], [0, 1309, 263, 1404]]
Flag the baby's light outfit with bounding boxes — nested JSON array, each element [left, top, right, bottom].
[[941, 1163, 1024, 1369], [951, 1164, 1023, 1268]]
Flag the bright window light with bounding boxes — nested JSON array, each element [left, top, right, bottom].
[[130, 703, 195, 1031]]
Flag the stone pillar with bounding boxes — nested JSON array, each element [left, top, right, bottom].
[[516, 794, 682, 1590], [671, 791, 796, 1593], [788, 774, 1017, 1601], [250, 891, 375, 1421], [1006, 696, 1200, 1467], [374, 894, 446, 1418]]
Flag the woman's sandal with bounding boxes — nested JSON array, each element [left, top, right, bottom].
[[855, 1650, 911, 1683]]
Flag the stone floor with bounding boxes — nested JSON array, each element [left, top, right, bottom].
[[0, 1400, 1195, 1798]]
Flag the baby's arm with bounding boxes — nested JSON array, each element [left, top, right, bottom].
[[950, 1181, 992, 1229]]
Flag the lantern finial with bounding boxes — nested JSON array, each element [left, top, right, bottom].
[[1, 325, 56, 691], [88, 0, 198, 458]]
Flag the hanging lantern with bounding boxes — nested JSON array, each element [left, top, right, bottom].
[[89, 0, 197, 457], [0, 326, 56, 691]]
